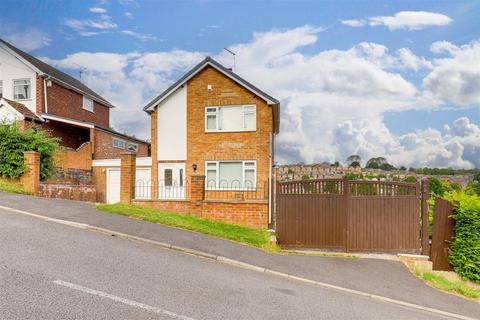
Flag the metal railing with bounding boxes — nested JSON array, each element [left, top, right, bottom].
[[205, 180, 269, 201], [134, 179, 189, 200]]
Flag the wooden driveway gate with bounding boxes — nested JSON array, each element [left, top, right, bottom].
[[275, 179, 421, 253]]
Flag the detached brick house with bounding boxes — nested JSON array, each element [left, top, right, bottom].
[[140, 57, 280, 226], [0, 39, 149, 163]]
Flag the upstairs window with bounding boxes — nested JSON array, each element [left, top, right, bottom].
[[83, 96, 94, 112], [205, 105, 256, 132], [13, 79, 31, 100], [112, 138, 125, 149]]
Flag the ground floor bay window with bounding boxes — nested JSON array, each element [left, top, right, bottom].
[[206, 161, 256, 190]]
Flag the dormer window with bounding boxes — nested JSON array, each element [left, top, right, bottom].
[[13, 79, 31, 100], [83, 96, 94, 112]]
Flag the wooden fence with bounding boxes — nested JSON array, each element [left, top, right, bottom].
[[430, 198, 455, 271], [276, 179, 426, 253]]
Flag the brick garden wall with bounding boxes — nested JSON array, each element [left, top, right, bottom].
[[131, 199, 190, 214], [202, 200, 268, 227], [38, 183, 96, 202], [53, 142, 92, 171]]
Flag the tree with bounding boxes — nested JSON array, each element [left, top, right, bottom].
[[349, 161, 361, 168], [404, 176, 418, 183], [0, 123, 58, 180], [346, 155, 361, 167], [366, 157, 386, 169], [399, 166, 407, 171]]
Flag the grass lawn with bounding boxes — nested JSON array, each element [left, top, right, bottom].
[[415, 271, 480, 300], [96, 203, 276, 250], [0, 178, 30, 195]]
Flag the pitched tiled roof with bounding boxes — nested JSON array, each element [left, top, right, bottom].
[[143, 56, 280, 110], [143, 56, 280, 133], [1, 98, 42, 122], [0, 39, 112, 107]]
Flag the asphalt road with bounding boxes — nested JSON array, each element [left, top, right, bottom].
[[0, 208, 456, 319]]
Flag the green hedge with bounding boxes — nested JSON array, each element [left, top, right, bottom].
[[0, 123, 58, 181], [444, 192, 480, 282]]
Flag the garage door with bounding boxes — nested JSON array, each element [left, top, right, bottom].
[[135, 168, 151, 199], [106, 168, 121, 204]]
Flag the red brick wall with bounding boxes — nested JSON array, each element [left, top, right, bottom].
[[93, 128, 149, 159], [92, 166, 107, 203], [202, 201, 268, 228], [45, 81, 110, 127], [36, 76, 44, 114], [131, 199, 190, 213]]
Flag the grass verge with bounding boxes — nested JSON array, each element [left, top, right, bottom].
[[96, 203, 276, 250], [0, 178, 30, 195], [415, 270, 480, 300]]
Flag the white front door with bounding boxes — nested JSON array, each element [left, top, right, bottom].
[[158, 163, 186, 199], [135, 168, 152, 199], [106, 168, 121, 204]]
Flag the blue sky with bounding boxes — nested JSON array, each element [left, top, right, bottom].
[[1, 0, 479, 168]]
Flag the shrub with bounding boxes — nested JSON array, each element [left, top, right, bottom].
[[0, 123, 58, 181], [444, 192, 480, 282]]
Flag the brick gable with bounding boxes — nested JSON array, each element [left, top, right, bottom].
[[185, 66, 274, 187]]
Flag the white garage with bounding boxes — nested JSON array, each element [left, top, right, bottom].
[[106, 168, 121, 204], [93, 157, 153, 204]]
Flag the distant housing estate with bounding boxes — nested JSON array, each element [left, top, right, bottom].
[[275, 163, 474, 188]]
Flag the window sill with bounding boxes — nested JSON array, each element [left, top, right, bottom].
[[205, 129, 256, 133], [14, 98, 32, 102], [82, 108, 94, 113], [206, 188, 257, 191]]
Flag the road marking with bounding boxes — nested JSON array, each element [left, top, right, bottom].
[[1, 204, 477, 320], [53, 280, 196, 320]]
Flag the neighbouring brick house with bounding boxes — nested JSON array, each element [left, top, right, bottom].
[[0, 39, 149, 167], [93, 57, 280, 227]]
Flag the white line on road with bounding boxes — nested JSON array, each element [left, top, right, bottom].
[[53, 280, 197, 320]]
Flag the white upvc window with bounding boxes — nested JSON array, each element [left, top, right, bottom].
[[13, 79, 31, 100], [205, 105, 256, 132], [127, 142, 138, 152], [82, 96, 94, 112], [112, 138, 126, 149], [205, 160, 256, 190]]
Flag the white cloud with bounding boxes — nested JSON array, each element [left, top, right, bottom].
[[121, 30, 157, 42], [64, 16, 117, 31], [89, 7, 107, 14], [343, 11, 452, 31], [124, 11, 134, 19], [0, 28, 51, 51], [40, 26, 479, 168], [424, 40, 480, 106], [397, 48, 432, 71], [341, 19, 366, 27], [430, 41, 459, 55]]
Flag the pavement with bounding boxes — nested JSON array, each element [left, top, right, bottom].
[[0, 192, 478, 319]]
